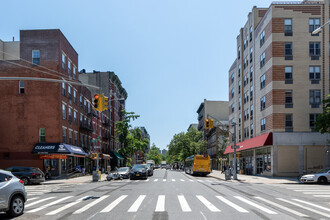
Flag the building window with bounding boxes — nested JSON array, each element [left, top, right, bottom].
[[260, 74, 265, 89], [250, 86, 253, 100], [62, 104, 66, 120], [249, 26, 253, 41], [231, 88, 235, 98], [238, 46, 241, 59], [19, 81, 25, 94], [309, 42, 320, 60], [309, 18, 320, 33], [69, 130, 72, 145], [260, 30, 265, 47], [32, 50, 40, 65], [239, 114, 241, 124], [285, 114, 293, 132], [244, 74, 247, 87], [309, 114, 319, 130], [68, 108, 72, 122], [309, 90, 321, 108], [260, 52, 265, 68], [68, 86, 72, 100], [250, 48, 253, 63], [39, 128, 45, 143], [80, 114, 83, 125], [250, 105, 253, 120], [284, 19, 292, 36], [62, 82, 66, 96], [285, 66, 293, 84], [73, 67, 76, 80], [80, 95, 83, 107], [74, 132, 78, 145], [231, 103, 235, 113], [73, 90, 77, 103], [285, 43, 293, 60], [62, 53, 66, 69], [244, 92, 247, 104], [309, 66, 321, 83], [238, 64, 241, 77], [62, 127, 67, 143], [231, 73, 234, 83], [261, 118, 266, 131], [74, 111, 77, 124], [285, 90, 293, 108], [238, 80, 241, 93], [68, 60, 71, 77], [260, 96, 266, 111], [250, 123, 254, 137], [80, 134, 84, 147], [238, 97, 241, 110], [250, 67, 253, 81]]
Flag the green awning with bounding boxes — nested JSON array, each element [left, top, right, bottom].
[[112, 152, 124, 160]]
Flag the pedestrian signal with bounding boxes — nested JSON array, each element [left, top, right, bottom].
[[209, 119, 214, 128]]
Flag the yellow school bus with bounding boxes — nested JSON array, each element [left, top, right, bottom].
[[184, 155, 211, 176]]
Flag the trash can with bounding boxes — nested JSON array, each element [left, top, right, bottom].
[[225, 170, 231, 180]]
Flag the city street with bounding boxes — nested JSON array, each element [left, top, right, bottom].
[[1, 169, 330, 220]]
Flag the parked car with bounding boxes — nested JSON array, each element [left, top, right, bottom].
[[300, 168, 330, 184], [146, 164, 153, 176], [117, 167, 130, 179], [106, 170, 123, 181], [0, 169, 27, 217], [6, 167, 45, 185], [130, 164, 148, 180]]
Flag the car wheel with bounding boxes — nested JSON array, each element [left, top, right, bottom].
[[7, 195, 24, 217], [21, 177, 29, 185], [318, 176, 328, 184]]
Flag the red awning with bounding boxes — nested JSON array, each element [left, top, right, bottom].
[[224, 132, 273, 154]]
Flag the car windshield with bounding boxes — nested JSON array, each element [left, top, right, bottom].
[[132, 165, 146, 169], [118, 167, 129, 172], [316, 168, 330, 173]]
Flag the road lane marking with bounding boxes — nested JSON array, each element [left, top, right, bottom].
[[189, 179, 194, 182], [234, 196, 277, 214], [25, 197, 55, 208], [27, 196, 73, 213], [216, 196, 248, 213], [207, 180, 212, 183], [196, 195, 220, 212], [163, 179, 166, 182], [100, 195, 128, 212], [145, 179, 150, 182], [255, 197, 308, 217], [27, 197, 39, 202], [180, 179, 185, 182], [73, 195, 109, 214], [294, 190, 330, 192], [277, 198, 330, 218], [154, 179, 159, 182], [314, 195, 330, 197], [172, 179, 176, 182], [197, 180, 203, 182], [303, 192, 330, 194], [292, 199, 330, 212], [128, 195, 146, 212], [178, 195, 191, 212], [155, 195, 165, 212], [46, 196, 91, 215]]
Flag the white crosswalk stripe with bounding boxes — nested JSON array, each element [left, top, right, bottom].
[[145, 179, 150, 182], [172, 179, 176, 182], [73, 195, 109, 214], [178, 195, 191, 212], [100, 195, 128, 213], [154, 179, 159, 182], [27, 196, 73, 213], [216, 196, 248, 213], [234, 196, 277, 215], [46, 196, 91, 215], [292, 198, 330, 212], [196, 195, 220, 212], [180, 179, 185, 182], [128, 195, 146, 212], [314, 195, 330, 197], [189, 179, 194, 182], [27, 197, 39, 202], [25, 197, 55, 208], [155, 195, 165, 212], [163, 179, 166, 182]]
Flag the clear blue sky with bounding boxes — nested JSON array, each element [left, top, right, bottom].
[[1, 0, 274, 150]]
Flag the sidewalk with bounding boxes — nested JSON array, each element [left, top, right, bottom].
[[209, 170, 300, 184], [43, 173, 108, 185]]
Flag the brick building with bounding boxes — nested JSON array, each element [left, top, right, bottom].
[[225, 0, 330, 177]]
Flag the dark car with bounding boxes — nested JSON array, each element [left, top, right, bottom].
[[146, 164, 153, 176], [117, 167, 130, 179], [130, 164, 148, 180], [6, 167, 45, 185]]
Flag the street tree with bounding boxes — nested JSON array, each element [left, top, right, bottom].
[[315, 94, 330, 134], [146, 143, 162, 165]]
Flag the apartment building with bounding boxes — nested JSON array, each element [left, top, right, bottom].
[[226, 0, 330, 177]]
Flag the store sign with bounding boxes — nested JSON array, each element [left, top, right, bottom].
[[39, 154, 67, 159]]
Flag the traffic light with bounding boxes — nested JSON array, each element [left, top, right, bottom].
[[93, 94, 103, 111], [209, 119, 214, 128], [103, 96, 109, 111], [205, 118, 210, 129]]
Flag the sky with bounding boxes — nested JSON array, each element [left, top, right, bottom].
[[0, 0, 275, 150]]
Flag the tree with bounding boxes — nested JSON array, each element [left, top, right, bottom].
[[315, 94, 330, 134], [145, 143, 162, 165], [115, 110, 149, 166]]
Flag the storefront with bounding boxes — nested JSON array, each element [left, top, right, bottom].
[[32, 143, 88, 177], [110, 151, 124, 170]]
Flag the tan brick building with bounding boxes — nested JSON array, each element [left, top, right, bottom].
[[226, 0, 330, 177]]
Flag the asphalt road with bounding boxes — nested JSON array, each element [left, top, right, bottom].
[[3, 169, 330, 220]]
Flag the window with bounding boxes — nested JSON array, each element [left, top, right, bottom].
[[74, 132, 78, 145], [32, 50, 40, 65], [250, 123, 254, 137], [74, 111, 77, 124], [231, 88, 235, 98], [250, 86, 253, 100], [285, 43, 293, 60], [250, 67, 253, 81], [62, 53, 66, 69], [309, 90, 321, 107], [68, 86, 72, 100], [309, 42, 320, 59], [238, 46, 241, 59], [260, 96, 266, 111], [249, 26, 253, 41], [231, 103, 235, 113], [238, 64, 241, 77], [68, 60, 71, 77], [244, 74, 247, 87], [62, 82, 66, 96], [309, 114, 320, 130], [284, 19, 292, 36], [19, 81, 24, 94], [239, 114, 241, 124], [244, 56, 248, 69], [69, 130, 72, 145], [62, 127, 67, 143], [250, 105, 253, 120], [250, 48, 253, 63], [260, 52, 265, 67], [80, 114, 83, 125], [239, 130, 241, 142], [309, 18, 320, 33], [238, 97, 241, 110], [260, 74, 265, 89], [62, 104, 66, 119], [73, 67, 76, 80], [285, 90, 293, 108], [68, 108, 72, 122], [261, 118, 266, 131], [260, 30, 265, 47], [238, 80, 241, 93], [73, 90, 77, 103], [231, 73, 234, 83], [80, 95, 83, 107], [244, 92, 247, 104], [285, 66, 293, 84], [285, 114, 293, 132], [39, 128, 45, 143], [309, 66, 321, 83]]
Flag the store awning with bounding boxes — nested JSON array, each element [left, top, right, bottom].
[[224, 132, 273, 154], [100, 154, 111, 160], [32, 143, 88, 157], [111, 151, 124, 160]]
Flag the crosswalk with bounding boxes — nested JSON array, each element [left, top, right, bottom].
[[24, 193, 330, 218], [281, 185, 330, 198]]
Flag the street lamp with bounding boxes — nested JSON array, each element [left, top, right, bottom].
[[312, 19, 330, 34]]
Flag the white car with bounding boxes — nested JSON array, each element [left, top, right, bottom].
[[300, 168, 330, 184]]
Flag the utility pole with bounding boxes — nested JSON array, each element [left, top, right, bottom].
[[232, 123, 237, 180]]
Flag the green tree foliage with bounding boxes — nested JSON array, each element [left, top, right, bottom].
[[115, 110, 149, 166], [315, 94, 330, 134], [146, 143, 162, 165], [166, 127, 206, 163]]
